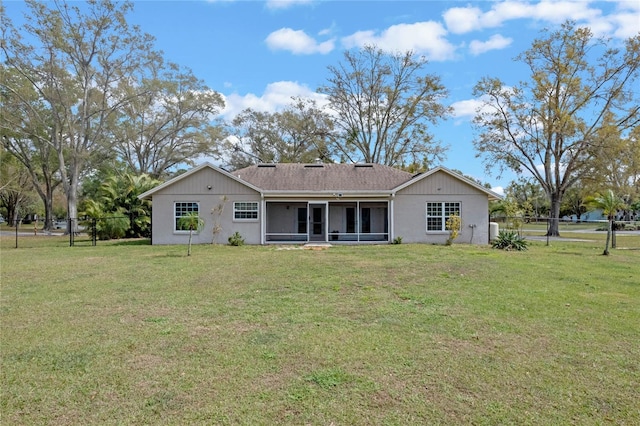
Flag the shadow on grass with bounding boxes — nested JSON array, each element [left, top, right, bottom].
[[108, 238, 151, 246]]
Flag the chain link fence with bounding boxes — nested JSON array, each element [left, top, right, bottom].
[[491, 216, 640, 249], [2, 215, 150, 248]]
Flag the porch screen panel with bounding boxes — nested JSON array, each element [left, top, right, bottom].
[[297, 208, 307, 233], [361, 208, 371, 233], [346, 208, 356, 233]]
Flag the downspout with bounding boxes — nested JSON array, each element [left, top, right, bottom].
[[260, 193, 265, 245], [389, 193, 395, 243], [356, 200, 360, 242], [325, 200, 329, 243]]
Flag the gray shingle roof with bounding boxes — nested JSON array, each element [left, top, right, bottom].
[[232, 163, 415, 192]]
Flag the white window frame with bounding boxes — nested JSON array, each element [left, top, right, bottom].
[[233, 201, 259, 221], [426, 202, 460, 232], [174, 201, 200, 232]]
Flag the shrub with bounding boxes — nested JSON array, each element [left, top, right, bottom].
[[492, 230, 528, 251], [392, 236, 403, 244], [445, 214, 461, 245], [95, 213, 130, 240], [228, 231, 245, 246]]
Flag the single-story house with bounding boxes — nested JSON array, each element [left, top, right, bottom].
[[138, 162, 502, 245]]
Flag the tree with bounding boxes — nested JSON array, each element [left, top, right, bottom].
[[505, 177, 549, 219], [225, 98, 334, 170], [0, 149, 37, 225], [80, 199, 130, 240], [210, 195, 228, 244], [2, 0, 157, 233], [585, 190, 626, 255], [586, 119, 640, 204], [80, 172, 159, 238], [111, 61, 225, 179], [560, 185, 588, 220], [177, 212, 204, 256], [320, 45, 450, 167], [472, 21, 640, 236], [1, 66, 62, 231]]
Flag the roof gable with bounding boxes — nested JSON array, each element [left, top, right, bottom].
[[393, 166, 502, 200], [138, 163, 262, 200]]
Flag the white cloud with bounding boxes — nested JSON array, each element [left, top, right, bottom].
[[450, 95, 505, 120], [443, 6, 483, 34], [220, 81, 328, 120], [441, 1, 632, 40], [265, 0, 313, 10], [491, 186, 505, 196], [469, 34, 513, 55], [450, 98, 484, 119], [609, 9, 640, 38], [530, 1, 602, 24], [265, 28, 335, 54], [341, 21, 457, 61]]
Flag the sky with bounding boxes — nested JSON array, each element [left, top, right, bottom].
[[4, 0, 640, 194]]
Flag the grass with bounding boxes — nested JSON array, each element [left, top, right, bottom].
[[1, 235, 639, 425]]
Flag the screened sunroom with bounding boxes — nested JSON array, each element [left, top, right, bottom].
[[264, 201, 389, 243]]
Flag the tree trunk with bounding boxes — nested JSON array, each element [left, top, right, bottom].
[[43, 193, 54, 232], [603, 219, 611, 255], [61, 151, 83, 235], [547, 194, 561, 237], [30, 178, 56, 232], [611, 222, 617, 249], [6, 208, 16, 226], [187, 229, 193, 256], [66, 172, 80, 235]]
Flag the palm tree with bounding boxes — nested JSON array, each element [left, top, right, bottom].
[[177, 212, 205, 256], [99, 173, 160, 238], [586, 190, 626, 255]]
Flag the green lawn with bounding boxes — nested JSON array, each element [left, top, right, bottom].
[[1, 236, 639, 425]]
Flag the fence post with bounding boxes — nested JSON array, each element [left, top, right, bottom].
[[546, 218, 550, 246], [14, 218, 20, 249]]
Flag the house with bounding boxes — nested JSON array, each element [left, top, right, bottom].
[[138, 162, 502, 245]]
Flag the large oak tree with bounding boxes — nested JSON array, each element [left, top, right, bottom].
[[1, 66, 61, 230], [225, 98, 334, 170], [2, 0, 157, 232], [320, 45, 450, 167], [110, 61, 225, 179], [473, 21, 639, 236]]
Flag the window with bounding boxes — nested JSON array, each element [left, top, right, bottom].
[[175, 202, 199, 231], [234, 201, 259, 220], [426, 202, 460, 232]]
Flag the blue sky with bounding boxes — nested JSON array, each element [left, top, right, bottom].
[[5, 0, 639, 193]]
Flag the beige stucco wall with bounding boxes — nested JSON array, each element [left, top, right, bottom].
[[393, 171, 490, 244], [150, 167, 262, 245]]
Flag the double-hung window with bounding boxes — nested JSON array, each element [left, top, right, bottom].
[[234, 201, 259, 220], [175, 202, 199, 231], [426, 202, 460, 232]]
